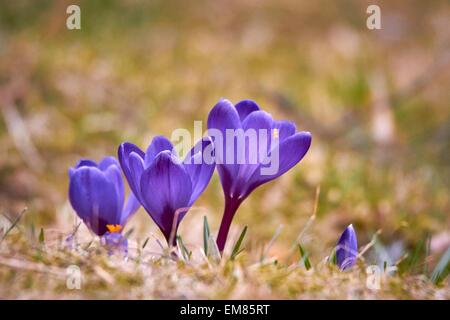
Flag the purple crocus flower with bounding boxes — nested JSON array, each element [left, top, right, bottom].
[[335, 224, 358, 270], [118, 135, 215, 246], [68, 156, 140, 240], [207, 99, 312, 252]]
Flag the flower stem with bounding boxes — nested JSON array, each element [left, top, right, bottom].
[[216, 197, 241, 253]]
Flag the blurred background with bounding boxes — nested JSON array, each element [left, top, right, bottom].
[[0, 0, 449, 269]]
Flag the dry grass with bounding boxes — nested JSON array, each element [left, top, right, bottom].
[[0, 228, 448, 299], [0, 0, 449, 299]]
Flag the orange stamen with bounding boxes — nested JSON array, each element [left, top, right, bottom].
[[106, 224, 122, 233]]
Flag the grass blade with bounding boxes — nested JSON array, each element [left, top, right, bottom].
[[292, 186, 319, 249], [431, 246, 450, 285], [83, 239, 94, 250], [298, 244, 312, 270], [207, 235, 221, 262], [203, 216, 210, 256], [30, 222, 36, 240], [329, 248, 337, 265], [230, 225, 248, 261], [408, 237, 426, 272], [38, 227, 45, 244], [142, 237, 150, 249], [261, 224, 283, 262], [176, 235, 191, 261], [124, 227, 135, 239], [0, 208, 27, 243]]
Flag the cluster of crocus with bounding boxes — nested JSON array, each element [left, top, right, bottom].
[[68, 98, 312, 255]]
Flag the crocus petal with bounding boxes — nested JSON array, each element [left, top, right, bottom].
[[269, 120, 297, 153], [336, 224, 358, 270], [68, 167, 76, 178], [70, 159, 97, 177], [272, 120, 296, 143], [139, 151, 192, 239], [127, 152, 145, 201], [183, 137, 215, 206], [231, 110, 274, 196], [145, 135, 174, 167], [243, 131, 312, 197], [120, 192, 141, 226], [207, 99, 242, 194], [103, 164, 125, 219], [98, 156, 120, 171], [118, 142, 145, 200], [118, 142, 146, 167], [69, 167, 120, 235], [235, 99, 260, 122], [242, 110, 274, 163], [75, 159, 97, 168]]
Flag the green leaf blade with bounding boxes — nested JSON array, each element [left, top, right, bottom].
[[203, 216, 210, 256], [39, 227, 45, 244], [298, 244, 312, 270], [231, 225, 248, 261]]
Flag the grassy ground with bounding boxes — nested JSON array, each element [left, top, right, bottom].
[[0, 0, 449, 299]]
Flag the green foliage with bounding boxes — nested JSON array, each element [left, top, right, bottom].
[[141, 237, 150, 249], [398, 235, 430, 275], [0, 209, 27, 243], [38, 228, 45, 244], [298, 244, 312, 270], [203, 216, 210, 256], [431, 247, 450, 285], [176, 235, 192, 261], [329, 248, 337, 266], [207, 235, 221, 263], [230, 226, 248, 261], [124, 227, 135, 239]]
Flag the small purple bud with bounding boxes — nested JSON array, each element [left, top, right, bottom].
[[336, 224, 358, 271]]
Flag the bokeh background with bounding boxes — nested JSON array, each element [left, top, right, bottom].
[[0, 0, 449, 297]]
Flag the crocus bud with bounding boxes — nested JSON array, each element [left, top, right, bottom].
[[336, 224, 358, 270]]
